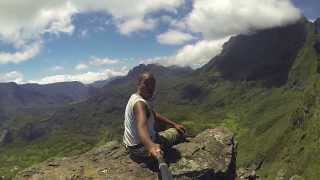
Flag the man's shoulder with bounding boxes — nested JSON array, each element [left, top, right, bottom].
[[130, 93, 146, 102]]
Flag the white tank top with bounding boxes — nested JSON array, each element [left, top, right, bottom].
[[123, 93, 156, 146]]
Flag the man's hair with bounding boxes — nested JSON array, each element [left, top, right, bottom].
[[137, 72, 155, 85]]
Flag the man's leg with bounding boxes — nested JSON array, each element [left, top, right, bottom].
[[126, 145, 158, 170], [125, 129, 184, 169], [126, 145, 149, 161], [157, 128, 185, 149]]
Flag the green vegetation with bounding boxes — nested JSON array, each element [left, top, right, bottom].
[[0, 131, 95, 178]]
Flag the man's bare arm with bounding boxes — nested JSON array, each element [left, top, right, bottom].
[[154, 112, 176, 127], [134, 101, 162, 157], [154, 112, 186, 134]]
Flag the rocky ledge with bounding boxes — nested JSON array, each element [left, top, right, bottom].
[[15, 128, 236, 180]]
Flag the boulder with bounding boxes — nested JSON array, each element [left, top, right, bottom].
[[14, 128, 236, 180], [236, 167, 257, 180], [289, 175, 305, 180]]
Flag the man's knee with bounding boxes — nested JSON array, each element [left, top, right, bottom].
[[158, 128, 185, 147]]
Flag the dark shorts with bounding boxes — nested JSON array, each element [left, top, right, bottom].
[[125, 128, 184, 164]]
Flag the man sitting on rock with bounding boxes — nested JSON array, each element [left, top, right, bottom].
[[123, 72, 186, 167]]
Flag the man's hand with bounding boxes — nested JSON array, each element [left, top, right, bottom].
[[154, 112, 186, 134], [147, 143, 163, 158], [173, 123, 186, 134]]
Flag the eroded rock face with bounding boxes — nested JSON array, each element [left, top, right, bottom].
[[170, 128, 236, 179], [15, 128, 236, 180]]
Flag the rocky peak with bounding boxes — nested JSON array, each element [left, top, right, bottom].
[[15, 128, 237, 180], [127, 64, 166, 78], [126, 64, 193, 81]]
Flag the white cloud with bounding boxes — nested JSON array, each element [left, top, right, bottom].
[[75, 63, 89, 71], [0, 1, 76, 64], [117, 18, 158, 35], [185, 0, 301, 40], [0, 42, 42, 64], [147, 0, 301, 67], [75, 0, 185, 35], [0, 71, 24, 83], [89, 57, 119, 66], [139, 56, 169, 65], [141, 37, 229, 67], [0, 1, 76, 46], [0, 0, 185, 63], [0, 67, 128, 85], [121, 65, 129, 72], [79, 29, 88, 38], [32, 68, 128, 84], [309, 18, 315, 23], [50, 65, 64, 71], [0, 0, 302, 68], [157, 29, 195, 45], [73, 0, 184, 18], [167, 38, 229, 66], [74, 56, 120, 71]]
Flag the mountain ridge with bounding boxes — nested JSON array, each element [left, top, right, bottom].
[[200, 18, 307, 87]]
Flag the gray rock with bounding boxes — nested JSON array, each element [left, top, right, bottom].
[[14, 128, 236, 180], [289, 175, 305, 180], [275, 169, 286, 180], [170, 128, 236, 179], [236, 167, 257, 180]]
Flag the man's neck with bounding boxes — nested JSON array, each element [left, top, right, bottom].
[[136, 91, 143, 98], [137, 91, 150, 101]]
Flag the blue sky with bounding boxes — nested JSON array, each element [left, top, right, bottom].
[[0, 0, 319, 84], [293, 0, 320, 20]]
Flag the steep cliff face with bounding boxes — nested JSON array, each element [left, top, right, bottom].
[[15, 128, 236, 180], [201, 19, 307, 87]]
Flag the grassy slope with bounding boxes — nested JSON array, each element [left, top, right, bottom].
[[218, 22, 319, 179], [0, 132, 95, 178]]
